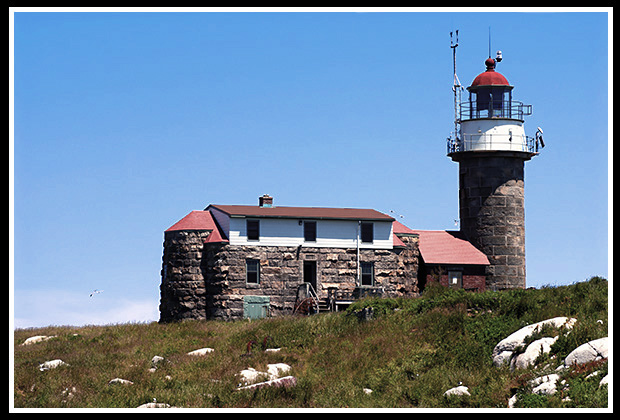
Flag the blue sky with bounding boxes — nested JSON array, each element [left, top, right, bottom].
[[10, 8, 611, 328]]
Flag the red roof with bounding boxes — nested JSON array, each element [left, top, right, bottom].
[[165, 210, 228, 243], [393, 220, 417, 236], [411, 230, 489, 266], [207, 204, 394, 221], [470, 58, 510, 87]]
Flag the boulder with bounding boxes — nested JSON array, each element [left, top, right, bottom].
[[39, 359, 68, 371], [236, 376, 297, 391], [186, 347, 214, 356], [108, 378, 133, 385], [564, 337, 608, 367], [21, 335, 56, 346], [238, 363, 292, 387], [492, 317, 576, 367], [238, 367, 268, 386], [443, 385, 470, 397], [529, 373, 561, 396], [151, 355, 165, 366], [137, 402, 172, 408], [510, 336, 558, 370], [267, 363, 291, 380]]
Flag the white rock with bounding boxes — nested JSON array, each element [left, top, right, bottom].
[[529, 373, 560, 396], [510, 336, 558, 370], [599, 375, 609, 388], [507, 394, 518, 408], [363, 388, 373, 395], [532, 381, 557, 396], [108, 378, 134, 385], [151, 355, 165, 365], [267, 363, 291, 380], [492, 317, 576, 367], [22, 335, 56, 346], [443, 385, 470, 397], [137, 402, 172, 408], [238, 367, 268, 385], [39, 359, 68, 371], [564, 337, 608, 367], [236, 376, 297, 391], [186, 347, 214, 356], [265, 348, 281, 353]]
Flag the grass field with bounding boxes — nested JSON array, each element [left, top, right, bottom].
[[13, 276, 608, 409]]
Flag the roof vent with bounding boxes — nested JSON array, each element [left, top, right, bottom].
[[259, 194, 273, 208]]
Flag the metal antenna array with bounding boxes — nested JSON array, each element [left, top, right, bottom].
[[450, 30, 463, 143]]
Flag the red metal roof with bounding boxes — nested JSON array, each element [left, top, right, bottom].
[[207, 204, 395, 221], [471, 69, 510, 87], [165, 210, 228, 243], [470, 58, 510, 87], [393, 220, 417, 236], [411, 230, 489, 266]]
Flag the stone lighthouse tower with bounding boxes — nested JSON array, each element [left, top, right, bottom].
[[447, 34, 543, 290]]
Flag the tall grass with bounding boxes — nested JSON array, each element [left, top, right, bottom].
[[13, 276, 608, 409]]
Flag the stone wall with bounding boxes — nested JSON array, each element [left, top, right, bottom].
[[159, 231, 419, 322], [456, 153, 528, 290]]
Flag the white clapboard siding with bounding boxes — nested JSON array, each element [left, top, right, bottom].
[[227, 217, 393, 249]]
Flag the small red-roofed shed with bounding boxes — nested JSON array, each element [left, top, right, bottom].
[[412, 229, 489, 291]]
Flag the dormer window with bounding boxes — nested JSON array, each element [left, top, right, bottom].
[[361, 222, 373, 243], [304, 221, 317, 242], [247, 220, 260, 241]]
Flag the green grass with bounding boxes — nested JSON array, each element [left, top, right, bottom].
[[13, 276, 608, 409]]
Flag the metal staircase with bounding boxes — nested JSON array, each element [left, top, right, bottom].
[[293, 283, 321, 315]]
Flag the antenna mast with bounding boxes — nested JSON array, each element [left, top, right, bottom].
[[450, 30, 462, 143]]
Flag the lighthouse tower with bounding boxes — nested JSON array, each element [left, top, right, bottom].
[[447, 41, 543, 290]]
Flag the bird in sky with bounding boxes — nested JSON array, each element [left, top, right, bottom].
[[89, 289, 103, 298]]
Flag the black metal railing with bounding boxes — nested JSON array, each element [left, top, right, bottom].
[[460, 100, 532, 121], [447, 134, 538, 154]]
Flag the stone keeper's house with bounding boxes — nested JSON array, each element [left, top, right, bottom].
[[159, 195, 489, 321]]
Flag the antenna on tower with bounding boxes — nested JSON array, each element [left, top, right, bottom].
[[488, 26, 492, 58], [450, 30, 463, 146]]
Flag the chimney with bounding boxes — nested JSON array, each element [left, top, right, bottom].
[[259, 194, 273, 208]]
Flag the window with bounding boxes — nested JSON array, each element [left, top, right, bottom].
[[448, 271, 462, 288], [361, 222, 373, 243], [360, 262, 374, 286], [247, 220, 260, 241], [246, 259, 260, 284], [304, 221, 316, 242]]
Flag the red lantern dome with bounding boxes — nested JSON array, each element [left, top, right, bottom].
[[470, 58, 510, 87]]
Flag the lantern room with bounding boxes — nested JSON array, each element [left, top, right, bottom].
[[448, 57, 537, 155]]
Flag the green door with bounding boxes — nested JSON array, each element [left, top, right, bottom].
[[243, 296, 270, 320]]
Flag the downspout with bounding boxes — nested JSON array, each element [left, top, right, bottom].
[[356, 221, 360, 287]]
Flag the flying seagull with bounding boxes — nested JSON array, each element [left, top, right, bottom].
[[89, 289, 103, 298]]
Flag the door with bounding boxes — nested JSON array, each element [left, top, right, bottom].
[[243, 295, 270, 320], [303, 260, 317, 292]]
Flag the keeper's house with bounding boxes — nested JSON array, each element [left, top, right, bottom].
[[159, 195, 488, 321]]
